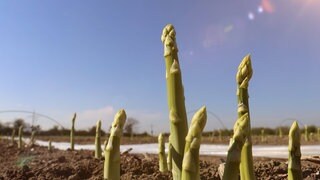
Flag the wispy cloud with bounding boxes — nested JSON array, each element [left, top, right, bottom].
[[202, 24, 226, 49], [69, 106, 166, 133], [74, 106, 115, 130]]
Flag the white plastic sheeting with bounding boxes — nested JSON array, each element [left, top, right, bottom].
[[35, 140, 320, 159]]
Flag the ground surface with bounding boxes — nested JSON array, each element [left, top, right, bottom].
[[0, 140, 320, 179]]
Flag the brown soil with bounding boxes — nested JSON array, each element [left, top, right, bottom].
[[0, 140, 320, 180]]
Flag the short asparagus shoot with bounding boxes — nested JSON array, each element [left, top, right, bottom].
[[30, 131, 36, 146], [223, 113, 249, 180], [48, 140, 52, 152], [70, 113, 76, 150], [104, 109, 127, 180], [95, 120, 102, 159], [158, 133, 168, 172], [167, 137, 172, 171], [18, 126, 23, 149], [181, 106, 207, 180], [304, 125, 309, 142], [261, 128, 265, 142], [11, 129, 16, 145], [288, 121, 302, 180]]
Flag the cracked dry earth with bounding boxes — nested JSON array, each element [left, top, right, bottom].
[[0, 141, 320, 179]]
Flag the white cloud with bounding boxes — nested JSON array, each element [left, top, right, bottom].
[[125, 109, 165, 133], [68, 106, 167, 134], [74, 106, 115, 130]]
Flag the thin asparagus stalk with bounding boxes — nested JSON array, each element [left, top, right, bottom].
[[70, 113, 76, 150], [95, 120, 102, 159], [18, 125, 23, 149], [11, 129, 16, 145], [279, 127, 283, 138], [181, 106, 207, 180], [30, 131, 36, 146], [158, 133, 168, 172], [236, 54, 255, 180], [102, 140, 108, 157], [48, 140, 52, 152], [223, 113, 249, 180], [288, 121, 302, 180], [304, 125, 309, 142], [161, 24, 188, 180], [104, 109, 127, 180], [167, 136, 173, 171], [261, 128, 265, 142]]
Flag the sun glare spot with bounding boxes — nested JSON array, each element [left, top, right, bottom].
[[248, 12, 255, 20], [258, 6, 264, 13]]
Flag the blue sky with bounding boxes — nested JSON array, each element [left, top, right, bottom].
[[0, 0, 319, 134]]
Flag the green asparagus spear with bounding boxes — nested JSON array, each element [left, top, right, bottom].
[[104, 109, 127, 180], [288, 121, 302, 180], [161, 24, 188, 180]]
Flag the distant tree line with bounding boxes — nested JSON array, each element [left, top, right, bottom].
[[0, 118, 147, 137], [0, 118, 318, 137]]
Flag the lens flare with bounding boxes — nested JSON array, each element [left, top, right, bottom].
[[248, 12, 255, 20], [262, 0, 274, 13], [257, 6, 264, 14]]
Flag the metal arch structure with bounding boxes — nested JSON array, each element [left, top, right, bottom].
[[0, 110, 66, 129], [278, 118, 303, 127], [187, 109, 226, 129]]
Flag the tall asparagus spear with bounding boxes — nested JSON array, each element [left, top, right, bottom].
[[181, 106, 207, 180], [236, 54, 255, 180], [158, 133, 168, 172], [161, 24, 188, 180], [104, 109, 127, 180], [70, 113, 76, 150], [223, 113, 249, 180], [95, 120, 102, 159], [288, 121, 302, 180]]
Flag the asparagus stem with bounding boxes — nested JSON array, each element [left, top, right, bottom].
[[48, 140, 52, 152], [279, 127, 283, 138], [181, 106, 207, 180], [158, 133, 168, 172], [95, 120, 102, 159], [236, 54, 255, 180], [261, 128, 265, 142], [288, 121, 302, 180], [104, 109, 127, 180], [223, 113, 249, 180], [11, 129, 16, 145], [167, 137, 173, 171], [161, 24, 188, 180], [30, 131, 36, 146], [70, 113, 76, 150], [304, 125, 309, 142], [18, 125, 23, 149]]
